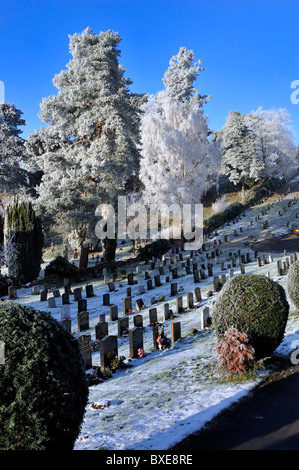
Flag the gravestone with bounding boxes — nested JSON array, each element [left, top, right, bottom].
[[128, 273, 135, 285], [229, 269, 234, 280], [171, 283, 178, 297], [123, 296, 132, 315], [48, 297, 56, 308], [194, 287, 201, 302], [172, 268, 178, 279], [187, 292, 194, 309], [53, 289, 61, 298], [201, 307, 210, 329], [193, 270, 200, 283], [73, 288, 82, 301], [108, 282, 116, 292], [99, 313, 106, 323], [176, 296, 183, 314], [147, 279, 153, 290], [136, 298, 145, 311], [40, 290, 47, 302], [200, 268, 206, 280], [95, 321, 108, 340], [163, 303, 170, 321], [137, 285, 145, 295], [32, 285, 39, 295], [100, 335, 118, 372], [149, 307, 158, 325], [153, 323, 164, 350], [118, 317, 129, 337], [78, 334, 92, 369], [240, 263, 245, 274], [78, 298, 87, 313], [171, 322, 181, 343], [129, 327, 144, 358], [277, 260, 282, 276], [103, 293, 110, 306], [154, 275, 162, 287], [77, 311, 89, 332], [60, 318, 71, 332], [86, 284, 95, 297], [144, 271, 150, 280], [110, 305, 118, 321], [208, 264, 213, 277], [61, 304, 71, 320], [133, 314, 143, 328], [62, 292, 70, 305], [213, 276, 220, 292]]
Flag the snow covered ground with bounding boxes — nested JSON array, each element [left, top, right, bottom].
[[9, 181, 299, 450]]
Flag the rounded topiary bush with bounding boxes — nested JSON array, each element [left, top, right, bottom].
[[213, 274, 289, 360], [44, 255, 78, 277], [0, 302, 89, 450], [287, 260, 299, 310]]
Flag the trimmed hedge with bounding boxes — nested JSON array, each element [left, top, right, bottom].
[[0, 302, 89, 450], [45, 256, 78, 278], [213, 274, 289, 360], [287, 260, 299, 310]]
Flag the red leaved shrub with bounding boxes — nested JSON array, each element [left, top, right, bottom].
[[215, 327, 255, 379]]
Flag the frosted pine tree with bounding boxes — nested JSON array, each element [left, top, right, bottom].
[[28, 28, 142, 262], [0, 103, 29, 195], [246, 107, 297, 181], [220, 111, 258, 202], [163, 47, 210, 106], [139, 91, 220, 209]]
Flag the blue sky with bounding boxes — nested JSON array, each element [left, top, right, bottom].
[[1, 0, 299, 143]]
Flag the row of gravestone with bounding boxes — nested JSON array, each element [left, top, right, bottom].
[[77, 303, 211, 372]]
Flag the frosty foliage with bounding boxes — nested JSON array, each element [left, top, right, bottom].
[[26, 28, 142, 245], [139, 90, 221, 209], [215, 327, 255, 379], [246, 107, 298, 181], [0, 103, 29, 194], [163, 47, 210, 105], [211, 196, 228, 214]]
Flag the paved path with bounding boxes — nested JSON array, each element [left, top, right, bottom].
[[171, 366, 299, 450]]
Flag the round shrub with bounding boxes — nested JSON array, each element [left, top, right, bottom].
[[0, 302, 89, 450], [287, 260, 299, 310], [45, 255, 78, 277], [212, 274, 289, 360]]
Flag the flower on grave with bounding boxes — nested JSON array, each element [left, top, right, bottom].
[[89, 339, 100, 352], [156, 334, 171, 350], [207, 290, 213, 297], [127, 309, 133, 315], [137, 348, 146, 357], [158, 296, 165, 302], [190, 328, 199, 335]]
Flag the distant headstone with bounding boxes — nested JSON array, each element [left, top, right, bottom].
[[77, 311, 89, 332], [78, 298, 87, 313], [61, 304, 71, 320], [171, 322, 181, 343], [60, 318, 71, 332], [108, 282, 116, 292], [163, 303, 170, 321], [95, 321, 108, 340], [100, 335, 118, 371], [133, 314, 143, 328], [48, 297, 56, 308], [103, 293, 110, 306], [40, 290, 47, 302], [194, 287, 201, 302], [78, 334, 92, 368], [73, 288, 82, 301], [86, 284, 95, 297], [110, 305, 118, 321], [149, 307, 158, 325], [129, 327, 144, 358], [136, 298, 145, 311], [176, 296, 183, 314], [147, 279, 153, 290], [118, 317, 129, 337], [62, 292, 70, 305], [187, 292, 194, 309], [123, 296, 132, 315], [171, 283, 178, 297], [201, 307, 210, 329]]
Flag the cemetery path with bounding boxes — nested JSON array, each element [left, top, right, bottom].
[[171, 364, 299, 450], [252, 233, 299, 253]]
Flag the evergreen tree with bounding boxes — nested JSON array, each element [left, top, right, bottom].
[[0, 103, 29, 194], [5, 199, 44, 283], [28, 28, 142, 263], [220, 111, 257, 202]]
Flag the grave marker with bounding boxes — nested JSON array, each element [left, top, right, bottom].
[[100, 335, 118, 371], [129, 327, 144, 358]]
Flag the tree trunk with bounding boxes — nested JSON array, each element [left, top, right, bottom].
[[78, 242, 89, 270], [241, 175, 245, 203], [103, 238, 117, 261]]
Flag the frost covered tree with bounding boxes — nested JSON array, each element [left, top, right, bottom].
[[220, 111, 257, 202], [27, 28, 143, 262], [163, 47, 210, 106], [0, 103, 29, 195], [139, 90, 221, 234], [246, 107, 298, 181]]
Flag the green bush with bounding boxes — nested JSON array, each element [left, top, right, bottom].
[[213, 274, 289, 360], [5, 199, 44, 283], [45, 255, 78, 277], [0, 302, 89, 450], [137, 239, 173, 260], [204, 202, 244, 234], [287, 260, 299, 310]]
